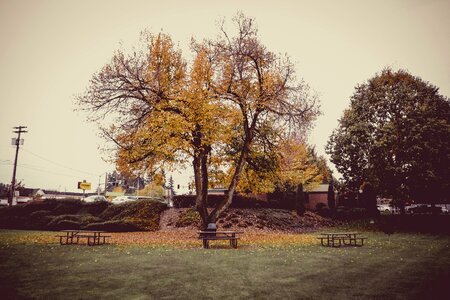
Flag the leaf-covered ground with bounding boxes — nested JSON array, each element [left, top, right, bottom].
[[1, 229, 449, 299], [0, 229, 318, 249]]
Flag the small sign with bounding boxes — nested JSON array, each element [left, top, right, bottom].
[[11, 138, 24, 146], [78, 181, 91, 190]]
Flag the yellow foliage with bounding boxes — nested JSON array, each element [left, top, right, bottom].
[[277, 139, 323, 191], [138, 183, 164, 198], [112, 186, 125, 194]]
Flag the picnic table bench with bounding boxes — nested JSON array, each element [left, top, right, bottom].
[[198, 231, 243, 249], [56, 230, 111, 246], [317, 232, 367, 247]]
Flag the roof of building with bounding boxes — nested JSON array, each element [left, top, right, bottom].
[[307, 184, 330, 193]]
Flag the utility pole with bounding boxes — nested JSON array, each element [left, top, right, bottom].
[[104, 173, 108, 196], [97, 175, 101, 196], [9, 126, 27, 207]]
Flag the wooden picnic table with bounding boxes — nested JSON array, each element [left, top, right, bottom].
[[56, 230, 111, 246], [197, 230, 244, 249], [318, 232, 367, 247]]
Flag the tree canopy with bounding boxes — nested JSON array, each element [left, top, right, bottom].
[[77, 13, 320, 227], [326, 68, 450, 206]]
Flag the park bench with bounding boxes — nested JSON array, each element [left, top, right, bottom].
[[317, 232, 367, 247], [56, 230, 111, 246], [198, 231, 243, 249]]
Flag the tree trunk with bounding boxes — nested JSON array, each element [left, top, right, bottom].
[[209, 143, 250, 223], [193, 155, 208, 229], [296, 183, 306, 215], [201, 153, 210, 226]]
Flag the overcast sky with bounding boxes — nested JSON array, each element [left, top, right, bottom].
[[0, 0, 449, 193]]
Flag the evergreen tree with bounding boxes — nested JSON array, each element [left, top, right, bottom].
[[168, 175, 175, 196]]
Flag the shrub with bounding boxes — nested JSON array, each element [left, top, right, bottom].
[[97, 200, 167, 231], [378, 215, 450, 234], [83, 220, 140, 232], [98, 204, 125, 220], [28, 210, 53, 229], [0, 198, 168, 231], [334, 207, 369, 220], [7, 199, 60, 217], [25, 199, 60, 211], [316, 207, 332, 218], [78, 201, 110, 216], [172, 194, 269, 209], [0, 207, 55, 230], [29, 210, 52, 219], [122, 217, 160, 231], [176, 209, 201, 227], [172, 195, 195, 208], [55, 220, 82, 230], [266, 191, 299, 209], [52, 199, 84, 215], [111, 200, 167, 221], [315, 203, 327, 211], [46, 214, 103, 230], [0, 216, 22, 229]]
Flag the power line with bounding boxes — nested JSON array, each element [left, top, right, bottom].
[[0, 161, 83, 179], [21, 147, 100, 176]]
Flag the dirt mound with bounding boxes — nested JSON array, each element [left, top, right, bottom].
[[160, 208, 339, 232]]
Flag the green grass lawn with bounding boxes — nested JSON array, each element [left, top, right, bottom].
[[0, 230, 449, 299]]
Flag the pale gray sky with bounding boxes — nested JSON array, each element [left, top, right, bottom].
[[1, 0, 449, 192]]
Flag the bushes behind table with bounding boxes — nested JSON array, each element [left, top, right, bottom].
[[0, 198, 168, 231], [45, 214, 103, 230], [84, 220, 140, 232], [172, 193, 315, 209], [175, 208, 201, 227], [315, 206, 375, 220], [78, 201, 110, 216], [378, 214, 450, 234], [173, 194, 270, 209], [94, 200, 167, 231]]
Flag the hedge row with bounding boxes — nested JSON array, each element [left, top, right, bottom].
[[173, 194, 274, 209], [377, 214, 450, 234], [0, 198, 167, 232]]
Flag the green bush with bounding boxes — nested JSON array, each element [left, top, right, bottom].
[[83, 220, 140, 232], [28, 210, 53, 229], [111, 200, 167, 220], [55, 220, 82, 230], [29, 210, 52, 219], [46, 214, 102, 230], [334, 207, 369, 220], [172, 194, 268, 208], [98, 203, 125, 220], [7, 199, 61, 217], [316, 207, 332, 218], [0, 215, 21, 229], [0, 198, 167, 232], [121, 217, 160, 231], [176, 209, 200, 227], [78, 201, 110, 216], [52, 199, 84, 215]]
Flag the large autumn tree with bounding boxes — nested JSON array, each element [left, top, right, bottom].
[[77, 13, 319, 228], [326, 68, 450, 208], [205, 14, 319, 222]]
